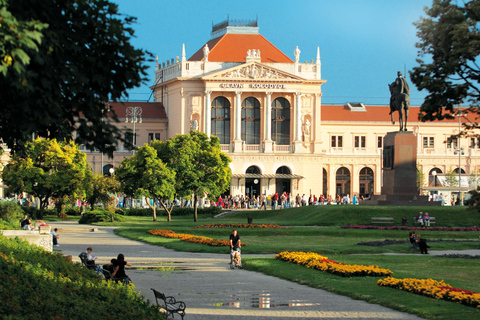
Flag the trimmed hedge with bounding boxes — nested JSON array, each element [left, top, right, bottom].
[[0, 235, 163, 319], [121, 206, 222, 217], [79, 209, 126, 224]]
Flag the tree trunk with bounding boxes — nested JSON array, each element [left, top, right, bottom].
[[145, 198, 157, 222], [159, 200, 174, 222], [193, 194, 198, 222]]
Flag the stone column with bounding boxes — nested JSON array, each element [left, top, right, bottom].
[[205, 90, 212, 137], [293, 92, 304, 153], [233, 91, 243, 152], [264, 92, 273, 153]]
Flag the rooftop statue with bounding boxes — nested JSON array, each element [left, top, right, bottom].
[[388, 71, 410, 131]]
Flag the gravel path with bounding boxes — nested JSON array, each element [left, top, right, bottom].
[[52, 221, 425, 320]]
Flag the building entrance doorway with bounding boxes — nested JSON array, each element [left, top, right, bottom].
[[245, 166, 261, 199], [275, 166, 291, 194]]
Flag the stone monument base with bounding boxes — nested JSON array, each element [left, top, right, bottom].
[[1, 230, 53, 251]]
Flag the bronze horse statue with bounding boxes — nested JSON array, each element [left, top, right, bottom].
[[389, 73, 410, 131]]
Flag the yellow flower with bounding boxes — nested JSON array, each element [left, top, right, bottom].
[[3, 55, 12, 66]]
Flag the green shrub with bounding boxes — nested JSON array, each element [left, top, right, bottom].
[[21, 206, 58, 220], [0, 219, 20, 230], [65, 207, 82, 216], [0, 236, 162, 319], [122, 208, 152, 216], [0, 201, 24, 224], [79, 209, 126, 224], [171, 206, 222, 216]]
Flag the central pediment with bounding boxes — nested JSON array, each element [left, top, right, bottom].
[[202, 62, 304, 81]]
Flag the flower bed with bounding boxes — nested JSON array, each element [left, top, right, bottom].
[[378, 277, 480, 308], [148, 229, 245, 247], [275, 251, 393, 277], [193, 223, 289, 229], [342, 225, 480, 231]]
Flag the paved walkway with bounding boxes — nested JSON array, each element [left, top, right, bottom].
[[51, 221, 436, 320]]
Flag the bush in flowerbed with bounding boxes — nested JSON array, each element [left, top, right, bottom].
[[378, 277, 480, 308], [0, 235, 162, 319], [275, 251, 393, 277], [79, 209, 126, 224], [0, 200, 24, 224], [0, 218, 20, 230]]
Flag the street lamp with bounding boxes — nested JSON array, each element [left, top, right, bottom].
[[432, 170, 437, 187], [125, 106, 143, 153], [109, 167, 114, 176], [455, 107, 464, 205]]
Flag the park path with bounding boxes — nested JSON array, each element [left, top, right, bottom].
[[52, 221, 424, 320]]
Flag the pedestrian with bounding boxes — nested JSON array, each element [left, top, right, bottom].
[[229, 229, 242, 269], [51, 228, 60, 246]]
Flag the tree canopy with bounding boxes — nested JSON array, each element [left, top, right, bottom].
[[0, 0, 151, 155], [115, 144, 175, 221], [411, 0, 480, 127], [1, 138, 89, 211], [152, 131, 231, 222], [84, 172, 120, 211]]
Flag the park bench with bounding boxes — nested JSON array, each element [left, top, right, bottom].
[[412, 217, 436, 226], [151, 288, 186, 320], [371, 217, 394, 225]]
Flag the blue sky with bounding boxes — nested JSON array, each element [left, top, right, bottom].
[[114, 0, 432, 106]]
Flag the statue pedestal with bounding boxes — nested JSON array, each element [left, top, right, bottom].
[[381, 131, 417, 196], [364, 131, 440, 207]]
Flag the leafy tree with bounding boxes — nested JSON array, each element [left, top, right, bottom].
[[0, 0, 151, 155], [411, 0, 480, 129], [84, 171, 120, 210], [153, 131, 231, 222], [444, 170, 459, 187], [1, 138, 89, 212], [417, 167, 426, 188], [115, 144, 175, 222], [0, 0, 47, 77]]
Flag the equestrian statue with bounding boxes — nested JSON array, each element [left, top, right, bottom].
[[388, 71, 410, 131]]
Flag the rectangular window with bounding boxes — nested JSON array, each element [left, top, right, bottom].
[[124, 132, 134, 151], [423, 137, 434, 148], [447, 137, 458, 149], [331, 135, 343, 148], [148, 133, 160, 143], [377, 137, 383, 148], [354, 136, 366, 148]]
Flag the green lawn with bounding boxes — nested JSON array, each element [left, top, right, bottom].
[[93, 205, 480, 319]]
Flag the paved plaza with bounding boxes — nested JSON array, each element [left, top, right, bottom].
[[50, 221, 441, 320]]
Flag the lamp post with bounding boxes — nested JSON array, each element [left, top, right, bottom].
[[432, 170, 437, 188], [454, 107, 464, 205], [125, 106, 143, 154]]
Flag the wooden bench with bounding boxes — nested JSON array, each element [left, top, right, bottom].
[[371, 217, 394, 225], [413, 217, 436, 226], [152, 288, 186, 320]]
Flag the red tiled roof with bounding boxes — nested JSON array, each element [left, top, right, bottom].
[[189, 34, 293, 63], [107, 102, 167, 119], [321, 105, 477, 124]]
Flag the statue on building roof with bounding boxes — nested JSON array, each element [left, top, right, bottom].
[[203, 44, 210, 62], [294, 46, 301, 63]]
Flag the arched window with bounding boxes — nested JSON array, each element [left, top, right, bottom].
[[453, 168, 466, 174], [271, 98, 290, 145], [275, 166, 291, 174], [359, 167, 374, 196], [429, 168, 442, 187], [103, 164, 114, 177], [246, 166, 261, 174], [241, 97, 260, 144], [211, 96, 230, 144], [335, 167, 351, 196]]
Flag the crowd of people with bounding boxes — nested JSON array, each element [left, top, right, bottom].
[[214, 192, 367, 209]]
